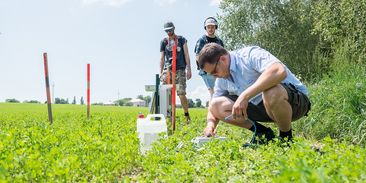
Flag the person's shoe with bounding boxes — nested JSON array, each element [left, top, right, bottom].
[[184, 115, 191, 124], [184, 112, 191, 124], [278, 137, 293, 148], [243, 128, 275, 148]]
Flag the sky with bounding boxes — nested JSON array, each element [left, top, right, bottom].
[[0, 0, 223, 104]]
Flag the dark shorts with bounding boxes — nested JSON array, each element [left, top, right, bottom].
[[226, 83, 311, 122]]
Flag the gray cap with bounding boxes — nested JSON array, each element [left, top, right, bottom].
[[164, 21, 175, 31], [204, 17, 218, 27]]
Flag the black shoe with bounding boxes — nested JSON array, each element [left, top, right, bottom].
[[278, 137, 293, 148], [243, 128, 275, 148], [184, 115, 191, 124], [184, 112, 190, 124]]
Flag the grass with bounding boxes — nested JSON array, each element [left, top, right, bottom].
[[294, 49, 366, 146], [0, 103, 365, 182]]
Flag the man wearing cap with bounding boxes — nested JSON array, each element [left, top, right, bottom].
[[194, 17, 224, 104], [160, 21, 192, 123]]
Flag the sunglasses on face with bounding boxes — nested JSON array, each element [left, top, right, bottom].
[[165, 29, 174, 33]]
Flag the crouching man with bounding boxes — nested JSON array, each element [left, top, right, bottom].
[[198, 43, 311, 144]]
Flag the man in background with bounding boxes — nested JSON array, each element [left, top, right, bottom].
[[160, 21, 192, 123], [194, 17, 224, 103]]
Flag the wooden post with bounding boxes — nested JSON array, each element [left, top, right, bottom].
[[87, 63, 90, 119], [43, 53, 53, 124], [171, 38, 178, 132]]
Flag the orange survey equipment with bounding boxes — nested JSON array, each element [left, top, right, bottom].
[[171, 37, 178, 132], [165, 36, 178, 132]]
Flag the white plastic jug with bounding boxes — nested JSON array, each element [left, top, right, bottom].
[[137, 114, 167, 154]]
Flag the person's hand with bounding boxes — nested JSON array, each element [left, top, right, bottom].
[[186, 69, 192, 80], [203, 126, 216, 137], [232, 96, 249, 120]]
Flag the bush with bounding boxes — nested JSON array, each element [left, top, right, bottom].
[[294, 45, 366, 146], [23, 100, 41, 104], [5, 98, 20, 103]]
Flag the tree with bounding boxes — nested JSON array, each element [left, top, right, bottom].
[[143, 95, 152, 107], [135, 95, 153, 107], [195, 99, 202, 108], [137, 95, 144, 100], [311, 0, 366, 63], [92, 102, 104, 105], [115, 98, 132, 106], [188, 99, 195, 108], [219, 0, 320, 81], [55, 98, 68, 104], [80, 97, 84, 105], [72, 96, 76, 104], [115, 99, 122, 106], [23, 100, 40, 104], [5, 98, 19, 103]]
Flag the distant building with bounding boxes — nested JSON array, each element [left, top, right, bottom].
[[130, 98, 146, 107]]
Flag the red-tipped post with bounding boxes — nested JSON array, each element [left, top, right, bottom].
[[171, 38, 178, 132], [87, 63, 91, 119], [43, 53, 53, 124]]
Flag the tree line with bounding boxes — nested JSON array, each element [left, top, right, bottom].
[[114, 95, 205, 108], [219, 0, 366, 82], [4, 96, 206, 108], [4, 97, 84, 104]]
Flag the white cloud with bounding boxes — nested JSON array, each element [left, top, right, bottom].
[[154, 0, 177, 6], [210, 0, 222, 6], [82, 0, 131, 7], [187, 86, 210, 105]]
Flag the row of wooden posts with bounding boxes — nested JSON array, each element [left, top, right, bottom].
[[43, 52, 177, 132], [43, 52, 90, 124]]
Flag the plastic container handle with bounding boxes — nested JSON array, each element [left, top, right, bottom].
[[146, 114, 165, 121]]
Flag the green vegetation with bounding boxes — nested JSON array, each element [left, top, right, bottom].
[[0, 104, 145, 182], [219, 0, 366, 82], [1, 0, 365, 181], [0, 102, 365, 182], [294, 47, 366, 146]]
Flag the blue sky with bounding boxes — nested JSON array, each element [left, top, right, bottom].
[[0, 0, 222, 104]]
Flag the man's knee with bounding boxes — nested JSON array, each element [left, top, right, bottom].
[[209, 97, 222, 114], [209, 97, 233, 119], [263, 85, 288, 107], [211, 97, 231, 115]]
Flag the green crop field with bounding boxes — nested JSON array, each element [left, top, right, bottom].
[[0, 103, 365, 182], [2, 0, 366, 182]]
